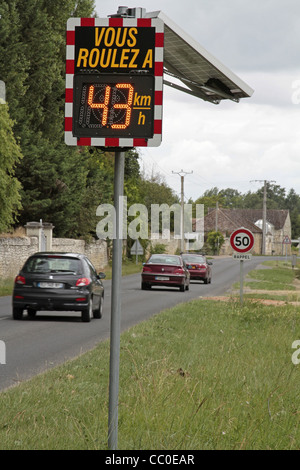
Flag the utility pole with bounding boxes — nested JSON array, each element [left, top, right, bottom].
[[172, 170, 193, 252], [250, 179, 276, 255]]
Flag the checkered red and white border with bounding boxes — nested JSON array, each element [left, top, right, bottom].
[[65, 17, 164, 147]]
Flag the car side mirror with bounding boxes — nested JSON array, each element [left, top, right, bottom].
[[98, 272, 106, 279]]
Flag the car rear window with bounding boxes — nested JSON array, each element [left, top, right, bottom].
[[182, 255, 206, 263], [148, 255, 180, 265], [23, 256, 82, 274]]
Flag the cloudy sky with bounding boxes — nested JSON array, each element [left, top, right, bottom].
[[94, 0, 300, 201]]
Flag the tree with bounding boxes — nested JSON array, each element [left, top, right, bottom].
[[207, 231, 225, 255], [218, 188, 243, 208], [195, 188, 225, 215], [139, 171, 179, 209], [0, 0, 96, 236], [0, 103, 23, 232], [285, 188, 300, 239]]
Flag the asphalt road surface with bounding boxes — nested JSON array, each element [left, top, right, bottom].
[[0, 256, 280, 391]]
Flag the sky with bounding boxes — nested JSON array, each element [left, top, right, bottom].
[[94, 0, 300, 202]]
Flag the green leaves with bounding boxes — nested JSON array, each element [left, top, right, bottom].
[[0, 104, 22, 232]]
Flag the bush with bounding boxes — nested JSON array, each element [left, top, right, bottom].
[[150, 242, 166, 254]]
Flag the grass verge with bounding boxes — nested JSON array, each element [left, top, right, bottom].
[[0, 262, 300, 450], [233, 260, 300, 301], [102, 259, 143, 280], [0, 278, 14, 297]]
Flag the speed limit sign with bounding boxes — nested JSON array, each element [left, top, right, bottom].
[[230, 227, 254, 253]]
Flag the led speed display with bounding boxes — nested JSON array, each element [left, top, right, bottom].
[[73, 74, 154, 138]]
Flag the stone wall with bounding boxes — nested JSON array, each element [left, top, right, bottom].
[[52, 238, 108, 271], [0, 236, 108, 279], [0, 236, 39, 278]]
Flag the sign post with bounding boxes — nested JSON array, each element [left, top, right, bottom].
[[65, 11, 164, 451], [130, 239, 144, 264], [282, 235, 291, 261], [108, 150, 124, 450], [230, 228, 254, 306]]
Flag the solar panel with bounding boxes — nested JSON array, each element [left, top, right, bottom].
[[146, 10, 254, 104]]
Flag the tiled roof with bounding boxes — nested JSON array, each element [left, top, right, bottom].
[[193, 208, 289, 234]]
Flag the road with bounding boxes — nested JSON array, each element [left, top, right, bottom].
[[0, 256, 275, 391]]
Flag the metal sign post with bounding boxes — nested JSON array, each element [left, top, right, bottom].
[[282, 235, 291, 262], [108, 150, 125, 450], [230, 228, 254, 306], [64, 10, 164, 450], [239, 259, 244, 306], [130, 239, 144, 264]]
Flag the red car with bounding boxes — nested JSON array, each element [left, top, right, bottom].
[[181, 253, 212, 284], [141, 254, 190, 291]]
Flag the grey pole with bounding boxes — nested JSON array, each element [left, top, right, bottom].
[[262, 180, 267, 255], [108, 150, 125, 450], [240, 260, 244, 306], [172, 170, 193, 252]]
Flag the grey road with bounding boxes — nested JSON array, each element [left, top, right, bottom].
[[0, 256, 276, 391]]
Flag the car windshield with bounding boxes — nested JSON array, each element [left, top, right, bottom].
[[182, 255, 206, 264], [23, 256, 81, 274], [148, 255, 180, 265]]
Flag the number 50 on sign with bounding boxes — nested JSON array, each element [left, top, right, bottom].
[[230, 228, 254, 253]]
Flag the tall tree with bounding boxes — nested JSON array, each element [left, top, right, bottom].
[[0, 0, 96, 236], [0, 103, 23, 231]]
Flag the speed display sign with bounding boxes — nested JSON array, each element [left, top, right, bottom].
[[230, 227, 254, 253], [65, 17, 164, 148]]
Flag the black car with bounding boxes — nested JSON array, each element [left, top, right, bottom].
[[12, 252, 106, 322]]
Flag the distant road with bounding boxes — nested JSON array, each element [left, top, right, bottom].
[[0, 256, 281, 391]]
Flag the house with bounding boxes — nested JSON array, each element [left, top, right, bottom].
[[193, 208, 291, 255]]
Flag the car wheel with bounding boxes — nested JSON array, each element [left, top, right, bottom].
[[82, 298, 92, 322], [27, 308, 37, 319], [204, 277, 208, 284], [141, 282, 150, 290], [93, 294, 104, 319], [180, 284, 185, 292], [13, 307, 23, 320]]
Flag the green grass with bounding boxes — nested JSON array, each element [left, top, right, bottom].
[[0, 278, 14, 296], [232, 261, 298, 297], [101, 259, 143, 280], [1, 261, 300, 450], [1, 302, 300, 449], [245, 263, 296, 291]]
